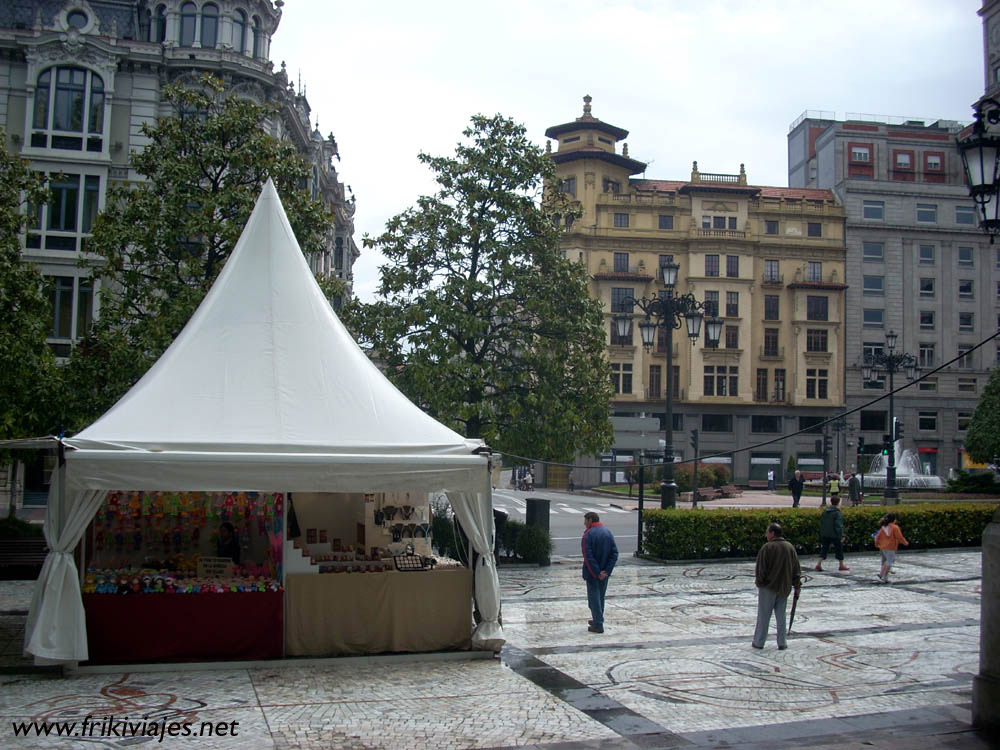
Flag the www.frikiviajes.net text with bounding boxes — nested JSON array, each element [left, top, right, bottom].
[[10, 716, 240, 742]]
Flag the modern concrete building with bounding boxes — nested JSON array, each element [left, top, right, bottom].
[[547, 98, 848, 485], [788, 111, 998, 478], [0, 0, 358, 511]]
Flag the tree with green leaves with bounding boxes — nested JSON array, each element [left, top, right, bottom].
[[0, 131, 58, 440], [60, 74, 333, 430], [963, 364, 1000, 465], [343, 114, 613, 462]]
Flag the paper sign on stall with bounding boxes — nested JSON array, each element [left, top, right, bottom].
[[198, 556, 235, 578]]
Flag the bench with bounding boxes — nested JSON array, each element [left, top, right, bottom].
[[696, 487, 722, 502], [747, 480, 769, 489], [720, 485, 743, 498], [0, 537, 49, 579]]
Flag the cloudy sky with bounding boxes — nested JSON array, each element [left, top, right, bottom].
[[269, 0, 985, 302]]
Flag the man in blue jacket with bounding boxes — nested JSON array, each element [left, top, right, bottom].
[[582, 512, 619, 633]]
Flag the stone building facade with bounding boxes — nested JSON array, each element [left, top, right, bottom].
[[0, 0, 358, 509], [788, 112, 997, 478], [547, 98, 848, 484]]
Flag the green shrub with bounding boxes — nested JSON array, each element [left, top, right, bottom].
[[947, 470, 999, 494], [500, 519, 524, 558], [786, 455, 797, 480], [0, 516, 43, 538], [430, 500, 460, 559], [641, 502, 999, 560], [515, 523, 552, 564]]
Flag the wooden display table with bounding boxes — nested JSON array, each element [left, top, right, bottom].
[[83, 592, 283, 664], [285, 568, 473, 656]]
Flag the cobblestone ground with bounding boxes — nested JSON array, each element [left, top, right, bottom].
[[0, 549, 991, 749]]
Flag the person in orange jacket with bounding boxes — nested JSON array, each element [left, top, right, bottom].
[[874, 513, 908, 583]]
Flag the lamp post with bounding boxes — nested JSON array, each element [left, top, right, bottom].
[[957, 97, 1000, 242], [861, 329, 918, 503], [614, 259, 722, 509]]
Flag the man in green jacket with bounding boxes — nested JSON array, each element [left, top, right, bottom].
[[815, 495, 849, 572], [752, 523, 801, 650]]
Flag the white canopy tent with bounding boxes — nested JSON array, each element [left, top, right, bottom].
[[23, 180, 502, 663]]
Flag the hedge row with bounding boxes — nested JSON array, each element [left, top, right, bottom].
[[641, 503, 1000, 560]]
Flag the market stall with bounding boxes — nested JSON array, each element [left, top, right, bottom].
[[21, 181, 502, 666]]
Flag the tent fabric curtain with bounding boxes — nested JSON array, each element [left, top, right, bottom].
[[24, 467, 107, 663], [446, 490, 504, 650]]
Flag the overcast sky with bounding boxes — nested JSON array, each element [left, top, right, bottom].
[[269, 0, 985, 303]]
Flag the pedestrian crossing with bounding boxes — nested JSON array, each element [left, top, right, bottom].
[[491, 494, 631, 518]]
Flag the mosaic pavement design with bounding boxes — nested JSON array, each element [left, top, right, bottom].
[[0, 549, 989, 748]]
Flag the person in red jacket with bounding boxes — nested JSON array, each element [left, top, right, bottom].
[[874, 513, 909, 583]]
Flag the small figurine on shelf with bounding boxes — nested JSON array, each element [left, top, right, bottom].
[[153, 576, 164, 593], [117, 576, 130, 595], [164, 577, 175, 594], [141, 575, 152, 594], [83, 574, 96, 594]]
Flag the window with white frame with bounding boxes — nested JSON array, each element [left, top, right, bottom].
[[919, 311, 934, 330], [807, 261, 822, 281], [959, 279, 974, 299], [918, 377, 936, 392], [31, 67, 105, 152], [956, 206, 976, 225], [919, 244, 935, 264], [45, 275, 93, 357], [863, 241, 884, 260], [958, 412, 972, 431], [851, 145, 870, 162], [918, 342, 935, 368], [863, 275, 884, 295], [959, 312, 974, 332], [610, 363, 632, 394], [958, 246, 975, 267], [862, 200, 884, 219], [958, 345, 974, 368], [763, 259, 780, 282], [25, 173, 100, 252], [916, 203, 937, 223], [863, 309, 884, 328], [958, 377, 977, 393], [918, 412, 937, 431], [919, 277, 935, 297]]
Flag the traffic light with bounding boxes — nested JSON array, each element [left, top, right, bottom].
[[882, 434, 892, 455], [823, 433, 832, 455], [857, 437, 865, 455], [690, 429, 699, 449], [815, 439, 823, 455], [894, 419, 904, 442]]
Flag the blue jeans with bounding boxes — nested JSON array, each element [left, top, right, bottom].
[[586, 577, 609, 628], [753, 586, 789, 648]]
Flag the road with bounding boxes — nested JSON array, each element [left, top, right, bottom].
[[491, 488, 641, 558]]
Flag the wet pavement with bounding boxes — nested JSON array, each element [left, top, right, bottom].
[[0, 547, 994, 749]]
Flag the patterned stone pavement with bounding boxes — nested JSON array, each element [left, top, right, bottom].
[[0, 548, 993, 748]]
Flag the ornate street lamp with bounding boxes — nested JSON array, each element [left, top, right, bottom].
[[862, 330, 919, 504], [614, 262, 722, 509], [957, 97, 1000, 241]]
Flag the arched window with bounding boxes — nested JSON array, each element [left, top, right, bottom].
[[201, 3, 218, 48], [31, 66, 105, 151], [152, 4, 166, 42], [251, 16, 261, 58], [179, 2, 196, 46], [233, 9, 246, 53]]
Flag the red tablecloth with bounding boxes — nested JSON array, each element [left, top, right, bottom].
[[83, 592, 283, 664]]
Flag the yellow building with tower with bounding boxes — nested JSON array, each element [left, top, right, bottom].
[[546, 97, 848, 484]]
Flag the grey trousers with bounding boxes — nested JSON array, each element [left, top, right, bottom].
[[753, 586, 789, 648]]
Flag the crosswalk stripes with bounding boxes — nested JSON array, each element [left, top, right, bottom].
[[492, 500, 631, 516]]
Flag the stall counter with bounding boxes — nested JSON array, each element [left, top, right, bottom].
[[285, 568, 473, 656]]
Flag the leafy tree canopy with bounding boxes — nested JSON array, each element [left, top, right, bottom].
[[0, 132, 58, 439], [963, 364, 1000, 465], [343, 114, 613, 462], [60, 74, 333, 431]]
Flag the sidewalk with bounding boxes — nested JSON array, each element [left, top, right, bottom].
[[0, 548, 993, 749]]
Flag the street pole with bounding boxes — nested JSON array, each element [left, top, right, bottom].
[[885, 364, 898, 503], [636, 451, 645, 556], [662, 320, 675, 509]]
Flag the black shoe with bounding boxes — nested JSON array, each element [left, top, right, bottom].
[[751, 642, 763, 649], [588, 619, 594, 626], [588, 625, 604, 633], [778, 645, 787, 650]]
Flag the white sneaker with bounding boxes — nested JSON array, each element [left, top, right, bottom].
[[876, 574, 885, 583]]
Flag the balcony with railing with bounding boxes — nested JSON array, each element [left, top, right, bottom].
[[754, 389, 789, 403], [761, 273, 784, 287], [760, 346, 785, 360]]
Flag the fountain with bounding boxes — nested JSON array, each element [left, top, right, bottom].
[[863, 440, 946, 489]]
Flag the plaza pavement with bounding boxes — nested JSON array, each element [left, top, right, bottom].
[[0, 539, 993, 749]]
